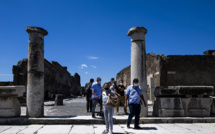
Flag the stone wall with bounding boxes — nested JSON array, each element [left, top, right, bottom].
[[13, 58, 81, 98], [116, 53, 164, 100], [161, 55, 215, 89], [116, 65, 130, 88], [116, 50, 215, 100], [0, 82, 13, 86], [71, 73, 81, 96]]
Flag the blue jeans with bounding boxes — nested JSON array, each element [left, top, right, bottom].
[[92, 98, 102, 117], [104, 106, 114, 131], [127, 103, 141, 127]]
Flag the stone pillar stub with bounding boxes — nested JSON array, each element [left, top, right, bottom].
[[26, 26, 48, 118], [127, 27, 148, 117]]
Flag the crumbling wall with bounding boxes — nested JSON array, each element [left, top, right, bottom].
[[71, 73, 81, 96], [116, 65, 131, 88], [13, 58, 81, 98], [116, 51, 215, 100]]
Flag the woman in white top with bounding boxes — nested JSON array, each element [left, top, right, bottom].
[[102, 83, 117, 134]]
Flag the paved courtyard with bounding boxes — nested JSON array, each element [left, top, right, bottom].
[[1, 123, 215, 134], [1, 97, 213, 133], [21, 96, 153, 116]]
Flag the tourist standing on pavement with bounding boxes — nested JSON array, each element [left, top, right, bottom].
[[110, 78, 117, 91], [85, 78, 94, 112], [114, 80, 128, 115], [91, 77, 102, 118], [102, 83, 117, 134], [125, 78, 147, 129]]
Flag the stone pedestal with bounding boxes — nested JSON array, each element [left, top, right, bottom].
[[0, 86, 21, 117], [127, 27, 148, 117], [182, 98, 212, 117], [55, 94, 64, 106], [210, 97, 215, 114], [153, 86, 214, 117], [153, 97, 184, 117], [26, 26, 48, 118]]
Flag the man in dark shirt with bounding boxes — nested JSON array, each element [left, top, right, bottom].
[[114, 80, 128, 115], [85, 78, 94, 112]]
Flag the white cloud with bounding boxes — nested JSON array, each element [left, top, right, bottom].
[[80, 64, 88, 69], [85, 71, 89, 75], [87, 56, 99, 60], [0, 74, 12, 76], [91, 65, 97, 69]]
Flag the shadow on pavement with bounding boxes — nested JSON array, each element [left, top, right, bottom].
[[43, 116, 77, 118], [132, 127, 157, 130]]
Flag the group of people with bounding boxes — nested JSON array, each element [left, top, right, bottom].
[[84, 77, 147, 134]]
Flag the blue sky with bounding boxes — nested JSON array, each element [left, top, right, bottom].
[[0, 0, 215, 86]]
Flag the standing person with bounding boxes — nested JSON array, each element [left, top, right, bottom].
[[125, 78, 147, 129], [114, 80, 128, 115], [91, 77, 102, 118], [85, 78, 94, 112], [110, 78, 117, 91], [102, 83, 117, 134]]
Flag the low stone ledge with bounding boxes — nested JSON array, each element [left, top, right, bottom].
[[0, 86, 25, 97], [1, 116, 215, 125], [0, 86, 22, 117], [154, 86, 214, 97], [0, 116, 29, 125]]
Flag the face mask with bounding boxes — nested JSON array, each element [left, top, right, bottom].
[[104, 87, 109, 90], [134, 83, 138, 87], [98, 81, 101, 85], [120, 83, 123, 85]]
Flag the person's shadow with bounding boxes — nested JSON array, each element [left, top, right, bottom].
[[132, 127, 157, 130], [113, 127, 158, 134]]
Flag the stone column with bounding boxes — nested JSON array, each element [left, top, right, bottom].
[[127, 27, 148, 117], [26, 26, 48, 117]]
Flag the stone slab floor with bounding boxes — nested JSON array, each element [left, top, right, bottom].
[[21, 96, 153, 117], [1, 123, 215, 134]]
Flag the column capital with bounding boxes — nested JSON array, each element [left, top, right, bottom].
[[26, 26, 48, 36], [127, 27, 147, 36], [127, 27, 147, 41]]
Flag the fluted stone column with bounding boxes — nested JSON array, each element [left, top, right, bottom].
[[127, 27, 148, 117], [26, 26, 48, 117]]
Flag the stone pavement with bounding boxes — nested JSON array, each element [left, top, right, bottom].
[[21, 96, 153, 116], [1, 123, 215, 134]]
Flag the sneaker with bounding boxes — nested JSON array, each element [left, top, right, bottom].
[[102, 130, 108, 134], [124, 112, 129, 115], [92, 116, 96, 118], [108, 131, 113, 134]]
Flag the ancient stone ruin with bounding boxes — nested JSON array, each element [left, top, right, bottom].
[[117, 50, 215, 116], [0, 86, 25, 117], [153, 86, 214, 117], [13, 58, 81, 99], [127, 27, 148, 117], [0, 26, 81, 118]]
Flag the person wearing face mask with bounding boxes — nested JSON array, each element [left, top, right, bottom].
[[102, 83, 117, 134], [114, 80, 128, 115], [110, 78, 117, 91], [125, 78, 147, 129], [91, 77, 102, 118]]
